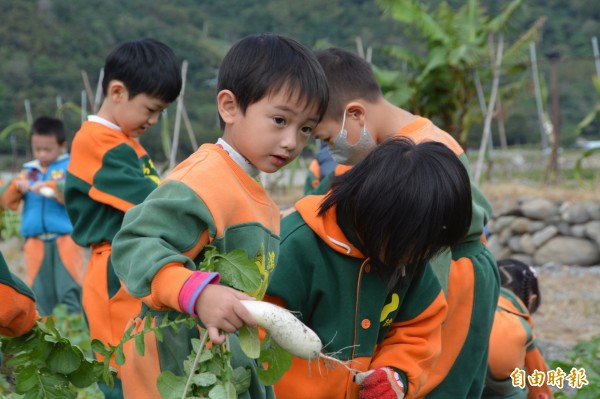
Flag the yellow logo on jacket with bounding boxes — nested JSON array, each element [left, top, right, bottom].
[[380, 293, 400, 327], [248, 244, 276, 300], [142, 159, 160, 186]]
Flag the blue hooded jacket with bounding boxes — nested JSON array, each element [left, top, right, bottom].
[[20, 154, 73, 238]]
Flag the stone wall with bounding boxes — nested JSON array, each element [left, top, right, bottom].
[[486, 197, 600, 267]]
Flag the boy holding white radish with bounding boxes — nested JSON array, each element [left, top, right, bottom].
[[264, 137, 473, 399], [309, 47, 500, 398], [1, 116, 85, 317], [111, 33, 329, 398]]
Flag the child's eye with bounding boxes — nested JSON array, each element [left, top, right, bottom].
[[300, 126, 314, 136], [273, 116, 286, 126]]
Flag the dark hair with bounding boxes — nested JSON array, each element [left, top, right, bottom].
[[30, 116, 66, 145], [102, 38, 182, 103], [320, 137, 472, 290], [217, 33, 329, 130], [497, 258, 541, 314], [314, 47, 382, 120]]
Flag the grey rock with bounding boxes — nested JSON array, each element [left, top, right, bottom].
[[560, 202, 590, 224], [520, 234, 536, 255], [585, 221, 600, 244], [531, 225, 558, 248], [534, 236, 600, 266], [521, 198, 558, 220], [571, 224, 587, 238], [511, 217, 531, 234]]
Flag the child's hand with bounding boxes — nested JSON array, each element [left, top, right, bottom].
[[355, 367, 405, 399], [30, 182, 47, 194], [194, 284, 257, 344], [15, 179, 30, 193]]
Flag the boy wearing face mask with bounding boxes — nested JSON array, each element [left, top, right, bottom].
[[312, 47, 499, 399]]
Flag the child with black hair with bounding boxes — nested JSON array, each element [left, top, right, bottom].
[[312, 47, 499, 398], [2, 116, 85, 317], [264, 137, 473, 399], [483, 259, 554, 399], [65, 38, 182, 398], [110, 33, 329, 398]]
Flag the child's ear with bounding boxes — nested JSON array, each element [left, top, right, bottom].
[[107, 80, 128, 103], [528, 293, 539, 313], [346, 101, 367, 126], [217, 90, 239, 124]]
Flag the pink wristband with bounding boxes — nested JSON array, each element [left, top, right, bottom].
[[178, 271, 220, 317]]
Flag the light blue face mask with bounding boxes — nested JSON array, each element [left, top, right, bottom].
[[329, 110, 377, 165]]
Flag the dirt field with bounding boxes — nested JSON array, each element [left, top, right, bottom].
[[480, 183, 600, 363]]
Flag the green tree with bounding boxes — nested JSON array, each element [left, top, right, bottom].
[[373, 0, 527, 147]]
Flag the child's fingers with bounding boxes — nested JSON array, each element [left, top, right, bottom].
[[207, 326, 225, 345], [232, 300, 257, 328]]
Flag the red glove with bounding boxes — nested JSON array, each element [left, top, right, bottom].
[[355, 367, 405, 399]]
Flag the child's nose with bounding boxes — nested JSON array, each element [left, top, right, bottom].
[[148, 112, 160, 125], [281, 129, 297, 150]]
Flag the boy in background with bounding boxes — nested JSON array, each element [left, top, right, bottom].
[[111, 33, 328, 399], [312, 47, 499, 398], [65, 38, 182, 398], [2, 116, 84, 317]]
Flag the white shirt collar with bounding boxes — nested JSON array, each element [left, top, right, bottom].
[[216, 138, 260, 178], [87, 115, 122, 131]]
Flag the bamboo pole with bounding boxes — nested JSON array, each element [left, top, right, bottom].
[[169, 60, 189, 170], [591, 37, 600, 81], [81, 70, 94, 113], [474, 34, 504, 185], [94, 68, 104, 113], [182, 105, 198, 149], [529, 42, 549, 151]]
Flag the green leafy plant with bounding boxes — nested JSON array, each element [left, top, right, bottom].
[[93, 246, 294, 398], [551, 335, 600, 398], [0, 311, 114, 399]]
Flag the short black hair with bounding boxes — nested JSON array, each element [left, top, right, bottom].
[[315, 47, 382, 121], [217, 33, 329, 130], [30, 116, 66, 145], [320, 137, 472, 289], [102, 38, 182, 103], [497, 258, 541, 314]]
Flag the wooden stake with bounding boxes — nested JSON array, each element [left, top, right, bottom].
[[474, 34, 504, 185], [169, 60, 189, 170]]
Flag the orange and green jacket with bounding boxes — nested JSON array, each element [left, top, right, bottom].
[[65, 119, 159, 247], [0, 252, 37, 337], [394, 116, 491, 244], [264, 195, 448, 399], [111, 144, 280, 399], [484, 288, 554, 399]]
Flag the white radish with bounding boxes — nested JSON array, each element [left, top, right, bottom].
[[39, 186, 56, 198], [241, 300, 322, 360]]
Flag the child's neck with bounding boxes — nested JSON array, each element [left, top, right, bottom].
[[216, 138, 260, 178], [372, 100, 417, 142]]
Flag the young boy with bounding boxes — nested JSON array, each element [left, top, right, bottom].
[[264, 137, 473, 399], [0, 250, 37, 337], [110, 33, 328, 398], [2, 116, 85, 317], [312, 47, 499, 398], [484, 259, 554, 399], [64, 38, 182, 398]]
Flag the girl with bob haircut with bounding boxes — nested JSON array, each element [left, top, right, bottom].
[[265, 137, 473, 399]]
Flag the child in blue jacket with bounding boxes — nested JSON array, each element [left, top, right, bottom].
[[1, 116, 85, 316]]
